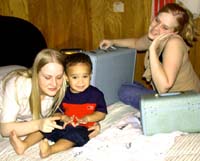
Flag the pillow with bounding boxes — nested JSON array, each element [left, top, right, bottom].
[[0, 65, 26, 79], [0, 65, 27, 139]]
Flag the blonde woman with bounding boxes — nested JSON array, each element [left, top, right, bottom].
[[0, 49, 67, 137]]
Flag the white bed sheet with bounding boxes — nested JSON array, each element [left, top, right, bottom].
[[0, 102, 181, 161]]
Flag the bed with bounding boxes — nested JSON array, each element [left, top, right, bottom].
[[1, 15, 200, 161], [0, 102, 183, 161], [1, 101, 200, 161]]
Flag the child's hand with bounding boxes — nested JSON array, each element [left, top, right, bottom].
[[88, 122, 101, 139], [72, 116, 89, 127], [78, 116, 89, 124]]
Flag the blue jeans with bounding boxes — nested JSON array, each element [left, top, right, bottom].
[[118, 82, 156, 110]]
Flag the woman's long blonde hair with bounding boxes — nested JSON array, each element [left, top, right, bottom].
[[2, 49, 67, 119]]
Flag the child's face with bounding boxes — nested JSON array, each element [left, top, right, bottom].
[[66, 63, 91, 93]]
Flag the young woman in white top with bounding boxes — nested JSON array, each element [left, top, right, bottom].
[[0, 49, 67, 137]]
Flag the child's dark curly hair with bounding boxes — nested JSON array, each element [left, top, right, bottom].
[[65, 52, 93, 73]]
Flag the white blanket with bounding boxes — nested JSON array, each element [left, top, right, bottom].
[[0, 102, 181, 161]]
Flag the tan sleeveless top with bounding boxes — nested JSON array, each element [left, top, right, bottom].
[[142, 35, 200, 92]]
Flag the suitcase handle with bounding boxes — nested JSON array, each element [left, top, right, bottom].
[[99, 45, 117, 52], [155, 92, 181, 97]]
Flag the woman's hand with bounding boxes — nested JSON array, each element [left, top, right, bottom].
[[88, 122, 101, 139], [61, 115, 74, 128], [99, 39, 113, 50], [39, 116, 63, 133], [149, 33, 174, 54]]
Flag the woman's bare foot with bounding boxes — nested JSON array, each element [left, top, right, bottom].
[[39, 138, 51, 158], [9, 130, 27, 155]]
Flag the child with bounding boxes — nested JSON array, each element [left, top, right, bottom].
[[9, 52, 107, 158]]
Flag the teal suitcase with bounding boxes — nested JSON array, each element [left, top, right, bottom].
[[140, 91, 200, 136]]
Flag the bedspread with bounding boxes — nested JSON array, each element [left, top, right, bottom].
[[0, 102, 182, 161]]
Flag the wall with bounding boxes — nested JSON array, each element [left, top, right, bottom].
[[0, 0, 200, 87]]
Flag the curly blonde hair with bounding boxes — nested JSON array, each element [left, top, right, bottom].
[[158, 3, 199, 46]]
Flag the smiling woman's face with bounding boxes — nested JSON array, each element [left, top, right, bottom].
[[38, 62, 64, 98], [148, 12, 178, 40]]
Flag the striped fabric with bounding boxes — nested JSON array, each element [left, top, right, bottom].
[[165, 133, 200, 161]]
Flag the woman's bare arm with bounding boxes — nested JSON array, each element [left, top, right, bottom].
[[99, 35, 151, 51], [0, 116, 63, 137], [149, 34, 185, 93]]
